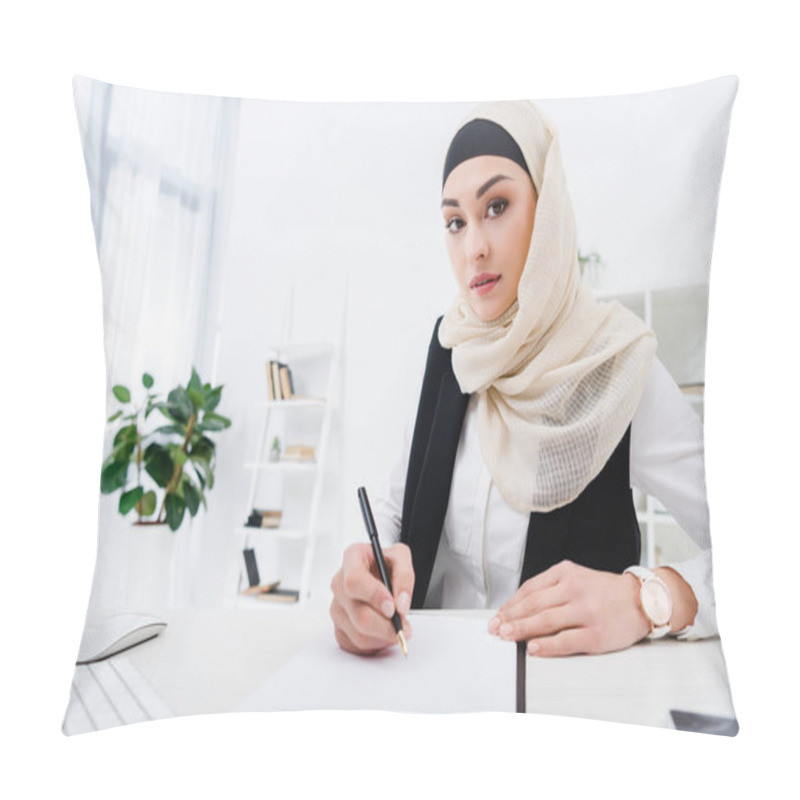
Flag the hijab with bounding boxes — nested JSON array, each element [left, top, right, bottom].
[[437, 100, 656, 513]]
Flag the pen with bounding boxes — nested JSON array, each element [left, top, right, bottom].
[[357, 486, 408, 657]]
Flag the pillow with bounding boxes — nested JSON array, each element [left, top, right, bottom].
[[64, 74, 738, 736]]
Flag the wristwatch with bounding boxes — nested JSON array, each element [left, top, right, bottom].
[[624, 566, 673, 639]]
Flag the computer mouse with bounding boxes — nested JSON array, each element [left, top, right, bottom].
[[76, 612, 167, 664]]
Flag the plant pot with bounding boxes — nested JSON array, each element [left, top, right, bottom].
[[126, 522, 176, 614]]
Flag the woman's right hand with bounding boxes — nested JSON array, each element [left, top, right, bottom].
[[329, 542, 415, 655]]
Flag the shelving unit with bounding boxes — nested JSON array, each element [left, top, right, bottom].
[[596, 284, 708, 567], [235, 342, 338, 605]]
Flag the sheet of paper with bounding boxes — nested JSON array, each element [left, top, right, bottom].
[[236, 613, 516, 713]]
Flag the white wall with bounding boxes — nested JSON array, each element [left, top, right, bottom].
[[197, 100, 466, 601], [538, 78, 731, 294]]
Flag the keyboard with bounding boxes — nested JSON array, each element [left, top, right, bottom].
[[62, 655, 174, 735]]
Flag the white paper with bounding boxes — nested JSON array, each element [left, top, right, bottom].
[[236, 613, 516, 713]]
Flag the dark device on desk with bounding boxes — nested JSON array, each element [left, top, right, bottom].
[[243, 547, 260, 587], [670, 709, 739, 736], [241, 547, 298, 601]]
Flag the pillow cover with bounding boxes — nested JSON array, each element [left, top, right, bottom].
[[63, 74, 738, 736]]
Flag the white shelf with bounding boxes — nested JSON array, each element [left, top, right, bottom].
[[258, 397, 326, 410], [244, 461, 318, 472], [596, 284, 707, 568], [237, 525, 310, 541], [635, 512, 678, 525], [238, 312, 342, 606], [265, 342, 334, 361], [226, 595, 301, 610]]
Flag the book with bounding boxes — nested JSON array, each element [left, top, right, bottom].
[[266, 362, 275, 400], [270, 361, 282, 400], [282, 445, 315, 462], [245, 518, 282, 529], [243, 548, 260, 586], [241, 580, 282, 596], [255, 587, 300, 603], [246, 509, 282, 528], [266, 360, 296, 401], [278, 363, 293, 399]]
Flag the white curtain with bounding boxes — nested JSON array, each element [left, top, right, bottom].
[[73, 77, 239, 612], [75, 78, 238, 392]]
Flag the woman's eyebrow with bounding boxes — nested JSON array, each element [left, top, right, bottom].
[[441, 174, 512, 208]]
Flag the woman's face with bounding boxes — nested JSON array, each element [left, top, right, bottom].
[[441, 155, 537, 322]]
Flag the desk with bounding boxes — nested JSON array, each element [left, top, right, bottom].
[[100, 606, 735, 730], [526, 635, 735, 729]]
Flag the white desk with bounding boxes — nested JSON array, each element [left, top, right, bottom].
[[122, 605, 330, 717], [85, 605, 735, 731], [525, 635, 735, 729]]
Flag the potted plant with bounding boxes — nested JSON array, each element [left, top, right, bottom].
[[100, 367, 232, 532], [578, 249, 603, 285]]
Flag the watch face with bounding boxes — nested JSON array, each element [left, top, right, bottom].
[[642, 579, 673, 626]]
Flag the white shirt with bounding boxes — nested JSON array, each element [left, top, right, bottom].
[[373, 355, 718, 640]]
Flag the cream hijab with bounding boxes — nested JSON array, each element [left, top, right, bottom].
[[438, 100, 656, 513]]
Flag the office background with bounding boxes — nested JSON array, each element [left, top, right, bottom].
[[76, 80, 720, 617]]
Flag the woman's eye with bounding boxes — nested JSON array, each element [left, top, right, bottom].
[[487, 198, 508, 218], [445, 217, 464, 233]]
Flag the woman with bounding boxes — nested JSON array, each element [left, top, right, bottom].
[[330, 100, 714, 657]]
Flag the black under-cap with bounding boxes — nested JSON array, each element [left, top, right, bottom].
[[442, 117, 532, 189]]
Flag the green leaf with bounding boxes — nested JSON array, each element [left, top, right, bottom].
[[144, 442, 174, 488], [137, 490, 157, 517], [188, 438, 214, 473], [110, 440, 136, 467], [197, 413, 230, 432], [191, 462, 208, 488], [112, 385, 131, 403], [109, 425, 137, 468], [166, 387, 193, 424], [191, 462, 206, 490], [188, 446, 210, 466], [204, 386, 222, 413], [188, 386, 204, 412], [113, 424, 138, 448], [191, 435, 214, 457], [142, 373, 154, 389], [188, 367, 202, 393], [100, 459, 129, 494], [182, 477, 201, 516], [153, 423, 186, 436], [165, 493, 186, 531], [107, 410, 123, 423], [167, 444, 188, 466], [189, 451, 214, 489], [119, 486, 144, 515]]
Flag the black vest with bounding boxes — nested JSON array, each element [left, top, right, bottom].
[[400, 318, 641, 609]]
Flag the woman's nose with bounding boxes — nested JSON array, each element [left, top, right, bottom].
[[464, 222, 489, 264]]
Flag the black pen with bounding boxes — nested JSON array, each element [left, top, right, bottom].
[[357, 486, 408, 657]]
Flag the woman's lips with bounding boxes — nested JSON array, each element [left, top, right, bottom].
[[470, 273, 501, 296]]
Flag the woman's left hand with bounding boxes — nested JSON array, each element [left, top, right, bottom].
[[489, 559, 651, 656]]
